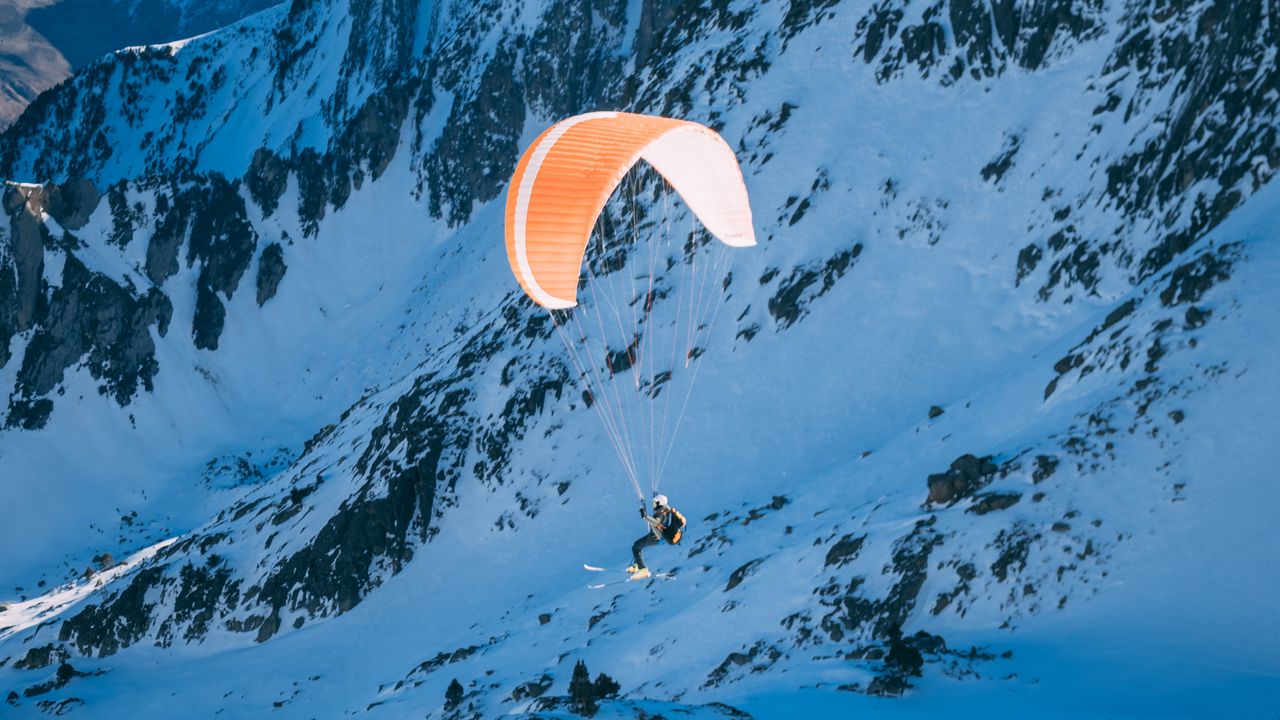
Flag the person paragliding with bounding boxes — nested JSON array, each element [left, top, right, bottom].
[[502, 111, 754, 586], [627, 495, 685, 579]]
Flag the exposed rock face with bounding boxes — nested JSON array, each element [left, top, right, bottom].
[[43, 178, 100, 230], [926, 454, 998, 507], [255, 243, 286, 306], [0, 169, 274, 425], [12, 644, 69, 670], [8, 253, 172, 428], [854, 0, 1105, 83], [3, 185, 47, 334]]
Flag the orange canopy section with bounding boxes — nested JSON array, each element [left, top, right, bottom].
[[504, 111, 756, 309]]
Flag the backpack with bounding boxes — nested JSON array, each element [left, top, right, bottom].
[[665, 508, 686, 545]]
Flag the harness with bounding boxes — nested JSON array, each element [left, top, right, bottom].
[[663, 508, 686, 545]]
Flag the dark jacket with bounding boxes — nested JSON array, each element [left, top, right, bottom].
[[655, 507, 686, 544]]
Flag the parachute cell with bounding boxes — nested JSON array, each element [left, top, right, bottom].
[[505, 111, 756, 309]]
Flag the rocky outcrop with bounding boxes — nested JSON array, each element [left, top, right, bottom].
[[854, 0, 1105, 84], [255, 243, 286, 306], [8, 254, 172, 428], [925, 454, 998, 507]]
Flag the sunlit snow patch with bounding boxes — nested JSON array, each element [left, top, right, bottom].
[[0, 537, 178, 641]]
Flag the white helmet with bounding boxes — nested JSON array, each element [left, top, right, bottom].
[[652, 494, 669, 510]]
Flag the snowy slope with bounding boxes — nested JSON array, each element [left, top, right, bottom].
[[0, 0, 1277, 716]]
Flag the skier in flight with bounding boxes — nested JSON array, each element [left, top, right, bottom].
[[627, 495, 686, 579]]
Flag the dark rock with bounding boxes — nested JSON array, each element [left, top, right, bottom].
[[824, 534, 865, 568], [60, 566, 167, 656], [244, 148, 289, 217], [990, 526, 1033, 581], [866, 673, 908, 697], [423, 45, 525, 226], [44, 179, 100, 230], [12, 644, 69, 670], [926, 454, 998, 506], [767, 244, 862, 329], [1159, 244, 1236, 307], [255, 243, 287, 306], [725, 559, 763, 592], [445, 678, 463, 710], [703, 641, 782, 688], [980, 133, 1021, 183], [192, 284, 226, 351], [928, 405, 945, 419], [1016, 243, 1043, 285], [5, 185, 48, 334], [1184, 306, 1210, 329], [8, 254, 172, 427], [22, 661, 87, 697], [1032, 454, 1059, 483], [146, 190, 187, 285], [510, 674, 553, 701], [966, 491, 1021, 514]]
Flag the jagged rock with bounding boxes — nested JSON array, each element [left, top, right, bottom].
[[725, 559, 763, 591], [990, 525, 1034, 581], [22, 661, 87, 697], [967, 491, 1021, 514], [926, 454, 998, 506], [823, 534, 865, 568], [1016, 243, 1042, 284], [4, 185, 48, 334], [8, 254, 172, 428], [866, 673, 907, 697], [60, 566, 168, 657], [767, 244, 862, 328], [928, 405, 945, 419], [1159, 244, 1237, 307], [12, 644, 69, 670], [423, 45, 526, 226], [44, 179, 100, 230], [244, 148, 289, 217], [981, 133, 1020, 183], [256, 243, 287, 306], [1032, 454, 1059, 483]]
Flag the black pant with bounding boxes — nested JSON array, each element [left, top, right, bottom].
[[632, 532, 661, 568]]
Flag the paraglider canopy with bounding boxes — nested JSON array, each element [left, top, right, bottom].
[[504, 111, 756, 309], [502, 111, 757, 501]]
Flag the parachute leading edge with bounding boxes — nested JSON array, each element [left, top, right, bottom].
[[504, 111, 756, 309]]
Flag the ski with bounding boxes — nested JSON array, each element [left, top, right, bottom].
[[588, 572, 676, 589]]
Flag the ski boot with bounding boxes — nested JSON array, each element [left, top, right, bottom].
[[627, 565, 651, 580]]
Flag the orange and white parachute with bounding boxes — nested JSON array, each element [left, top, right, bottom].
[[505, 111, 755, 309], [502, 111, 757, 501]]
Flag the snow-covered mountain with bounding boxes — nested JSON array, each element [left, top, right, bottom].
[[0, 0, 1277, 717], [0, 0, 278, 128]]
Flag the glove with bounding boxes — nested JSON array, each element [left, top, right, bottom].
[[639, 506, 647, 519]]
